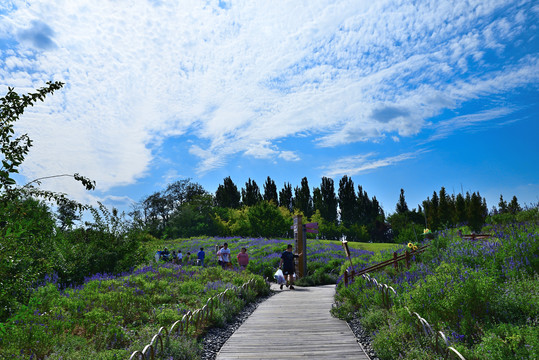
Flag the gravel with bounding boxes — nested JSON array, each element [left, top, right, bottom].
[[347, 317, 380, 360]]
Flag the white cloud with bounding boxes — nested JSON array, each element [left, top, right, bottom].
[[423, 107, 517, 143], [321, 149, 429, 178], [0, 0, 536, 203]]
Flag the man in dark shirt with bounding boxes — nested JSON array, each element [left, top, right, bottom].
[[279, 244, 302, 290]]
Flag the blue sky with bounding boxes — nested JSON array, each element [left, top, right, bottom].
[[1, 0, 538, 216]]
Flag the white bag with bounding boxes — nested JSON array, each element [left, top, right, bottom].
[[274, 268, 286, 284]]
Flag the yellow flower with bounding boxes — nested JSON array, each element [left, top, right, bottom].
[[423, 228, 431, 234], [407, 242, 413, 248], [413, 245, 418, 251]]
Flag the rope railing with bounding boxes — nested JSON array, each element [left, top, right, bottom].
[[129, 278, 259, 360], [358, 273, 467, 360]]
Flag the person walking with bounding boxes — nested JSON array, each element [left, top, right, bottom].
[[279, 244, 302, 290], [197, 247, 205, 266], [177, 250, 183, 264], [237, 247, 249, 270], [220, 242, 231, 269]]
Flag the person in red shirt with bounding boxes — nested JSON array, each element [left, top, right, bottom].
[[237, 247, 249, 270]]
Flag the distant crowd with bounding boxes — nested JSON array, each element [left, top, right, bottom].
[[155, 242, 249, 270]]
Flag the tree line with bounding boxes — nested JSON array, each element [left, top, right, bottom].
[[132, 175, 526, 243]]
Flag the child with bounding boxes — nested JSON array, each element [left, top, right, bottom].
[[237, 247, 249, 270], [197, 247, 205, 266]]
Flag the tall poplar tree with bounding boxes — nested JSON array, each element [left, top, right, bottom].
[[312, 187, 322, 215], [294, 177, 313, 218], [396, 188, 409, 214], [279, 182, 293, 212], [508, 195, 522, 215], [241, 178, 262, 206], [338, 175, 357, 227], [320, 177, 338, 223], [454, 193, 466, 224], [498, 195, 508, 214], [438, 187, 453, 227], [263, 176, 278, 204], [215, 176, 241, 208]]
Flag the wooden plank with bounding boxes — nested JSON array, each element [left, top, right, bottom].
[[216, 284, 370, 360]]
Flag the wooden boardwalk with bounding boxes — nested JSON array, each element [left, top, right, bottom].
[[216, 284, 370, 360]]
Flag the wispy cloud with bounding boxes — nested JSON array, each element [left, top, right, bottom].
[[423, 107, 517, 143], [0, 0, 536, 203], [321, 149, 429, 178]]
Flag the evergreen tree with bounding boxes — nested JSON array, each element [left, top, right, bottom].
[[312, 187, 322, 216], [279, 182, 293, 212], [215, 176, 241, 208], [428, 191, 440, 230], [357, 185, 372, 226], [320, 177, 338, 223], [294, 177, 313, 218], [241, 178, 262, 206], [263, 176, 278, 204], [454, 193, 466, 224], [438, 187, 453, 228], [498, 195, 508, 214], [508, 195, 522, 215], [468, 191, 485, 232], [396, 188, 409, 214], [338, 175, 357, 227]]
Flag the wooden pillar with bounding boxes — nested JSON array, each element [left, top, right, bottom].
[[393, 252, 398, 271], [293, 215, 306, 278]]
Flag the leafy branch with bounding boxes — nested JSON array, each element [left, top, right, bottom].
[[1, 82, 95, 207]]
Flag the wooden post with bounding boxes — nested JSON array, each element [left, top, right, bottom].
[[393, 252, 398, 271], [293, 215, 306, 278], [405, 250, 410, 269], [344, 269, 348, 286]]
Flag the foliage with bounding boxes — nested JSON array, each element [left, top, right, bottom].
[[262, 176, 278, 204], [278, 182, 293, 212], [215, 176, 241, 209], [294, 177, 313, 218], [1, 82, 95, 207], [241, 178, 262, 206], [0, 263, 268, 359], [332, 219, 539, 359]]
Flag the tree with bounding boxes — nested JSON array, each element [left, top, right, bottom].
[[438, 187, 453, 228], [396, 188, 409, 215], [356, 185, 372, 226], [263, 176, 278, 204], [425, 191, 440, 230], [294, 177, 313, 218], [508, 195, 522, 215], [498, 195, 508, 214], [141, 191, 169, 236], [320, 177, 338, 223], [215, 176, 241, 208], [468, 192, 485, 232], [1, 82, 95, 205], [168, 194, 215, 238], [454, 193, 467, 224], [279, 182, 293, 212], [312, 187, 322, 216], [164, 179, 207, 213], [242, 178, 262, 206], [247, 201, 289, 238], [338, 175, 357, 227], [57, 199, 82, 230]]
